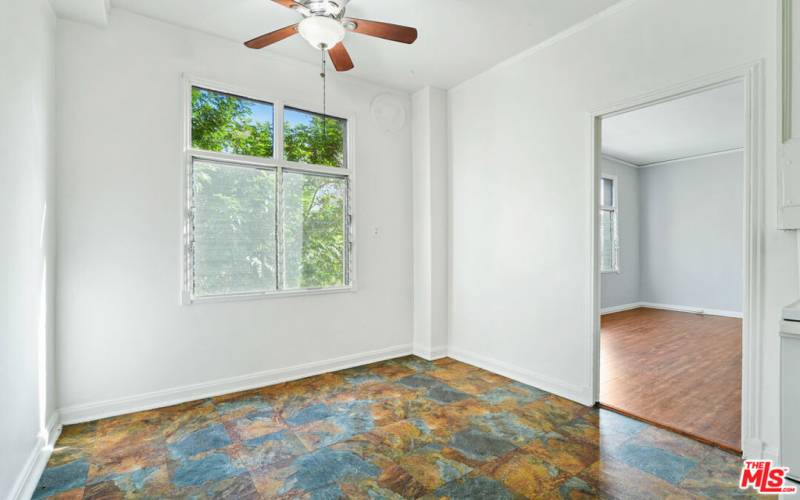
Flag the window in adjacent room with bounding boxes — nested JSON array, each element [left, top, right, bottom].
[[185, 83, 352, 301], [600, 175, 619, 274]]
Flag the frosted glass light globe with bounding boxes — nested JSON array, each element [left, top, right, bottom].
[[298, 16, 346, 50]]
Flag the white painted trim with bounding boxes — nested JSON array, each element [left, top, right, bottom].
[[601, 154, 640, 168], [588, 61, 765, 458], [600, 302, 641, 315], [637, 147, 744, 169], [187, 285, 356, 306], [49, 0, 110, 27], [778, 0, 800, 229], [782, 0, 792, 143], [450, 0, 641, 92], [11, 412, 62, 500], [604, 147, 746, 170], [601, 301, 743, 318], [448, 347, 593, 406], [638, 302, 743, 319], [58, 345, 412, 425], [781, 319, 800, 338], [413, 344, 448, 361]]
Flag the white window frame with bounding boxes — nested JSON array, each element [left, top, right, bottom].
[[599, 174, 620, 274], [181, 76, 357, 304]]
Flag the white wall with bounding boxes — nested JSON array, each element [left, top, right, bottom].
[[640, 152, 744, 313], [448, 0, 796, 459], [56, 11, 413, 413], [412, 87, 449, 359], [0, 0, 57, 496], [600, 157, 640, 309]]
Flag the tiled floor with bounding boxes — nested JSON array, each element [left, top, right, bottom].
[[35, 356, 759, 499]]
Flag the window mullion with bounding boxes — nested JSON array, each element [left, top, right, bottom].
[[274, 103, 285, 292], [276, 165, 284, 291]]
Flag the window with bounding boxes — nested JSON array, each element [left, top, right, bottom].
[[284, 107, 346, 168], [185, 83, 352, 301], [600, 176, 619, 273]]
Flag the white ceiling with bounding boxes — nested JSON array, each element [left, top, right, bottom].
[[602, 81, 745, 166], [110, 0, 622, 91]]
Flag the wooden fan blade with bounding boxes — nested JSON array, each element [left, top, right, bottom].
[[345, 18, 418, 44], [245, 24, 298, 49], [328, 43, 354, 72]]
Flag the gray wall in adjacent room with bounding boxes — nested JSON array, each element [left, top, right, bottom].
[[639, 151, 744, 313]]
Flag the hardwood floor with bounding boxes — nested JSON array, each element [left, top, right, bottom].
[[600, 307, 742, 452]]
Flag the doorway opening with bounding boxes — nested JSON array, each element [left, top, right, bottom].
[[588, 64, 764, 456]]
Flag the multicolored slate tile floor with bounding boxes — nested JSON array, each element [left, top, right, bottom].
[[35, 356, 759, 499]]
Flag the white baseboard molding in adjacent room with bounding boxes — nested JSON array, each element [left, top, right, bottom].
[[600, 302, 641, 315], [638, 302, 743, 319], [447, 347, 593, 406], [12, 411, 62, 500], [601, 301, 743, 319], [59, 344, 413, 425]]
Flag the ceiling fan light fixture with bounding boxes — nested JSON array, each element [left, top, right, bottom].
[[298, 16, 345, 50]]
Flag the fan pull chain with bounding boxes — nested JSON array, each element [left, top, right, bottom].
[[320, 45, 328, 141]]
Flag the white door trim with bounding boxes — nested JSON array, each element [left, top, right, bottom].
[[586, 60, 765, 458]]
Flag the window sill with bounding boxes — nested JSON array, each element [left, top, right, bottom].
[[183, 285, 356, 305], [600, 270, 621, 275]]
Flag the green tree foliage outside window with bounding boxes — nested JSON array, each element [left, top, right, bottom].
[[192, 162, 277, 297], [283, 172, 346, 290], [191, 87, 274, 158], [284, 107, 346, 168], [190, 87, 347, 297]]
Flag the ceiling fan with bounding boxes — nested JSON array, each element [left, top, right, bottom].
[[244, 0, 418, 72]]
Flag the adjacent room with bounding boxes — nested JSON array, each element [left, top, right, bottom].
[[598, 82, 745, 453], [3, 0, 799, 498]]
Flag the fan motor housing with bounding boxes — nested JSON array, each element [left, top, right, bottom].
[[304, 0, 348, 19]]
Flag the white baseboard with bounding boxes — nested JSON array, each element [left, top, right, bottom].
[[413, 344, 448, 361], [602, 301, 743, 319], [59, 344, 413, 425], [447, 347, 593, 406], [639, 302, 743, 319], [600, 302, 641, 315], [12, 411, 61, 500]]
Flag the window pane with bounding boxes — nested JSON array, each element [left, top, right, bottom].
[[191, 87, 274, 158], [600, 210, 616, 272], [284, 107, 346, 168], [282, 171, 347, 289], [192, 160, 277, 297], [601, 177, 614, 207]]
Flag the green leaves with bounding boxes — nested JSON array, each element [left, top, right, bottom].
[[282, 173, 346, 290], [191, 87, 274, 158], [192, 162, 277, 297], [284, 113, 345, 168]]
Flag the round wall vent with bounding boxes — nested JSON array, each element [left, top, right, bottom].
[[371, 93, 407, 133]]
